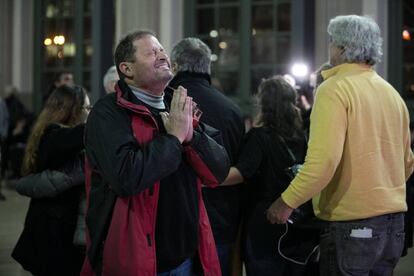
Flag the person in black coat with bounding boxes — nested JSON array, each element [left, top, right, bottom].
[[12, 85, 91, 276], [223, 76, 315, 276], [167, 37, 245, 276]]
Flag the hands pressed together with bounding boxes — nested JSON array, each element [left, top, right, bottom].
[[160, 86, 193, 144]]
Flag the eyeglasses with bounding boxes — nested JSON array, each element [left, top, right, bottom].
[[83, 105, 93, 111]]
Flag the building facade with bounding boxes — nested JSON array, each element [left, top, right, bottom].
[[0, 0, 412, 116]]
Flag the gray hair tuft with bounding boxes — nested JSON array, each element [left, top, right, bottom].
[[328, 15, 383, 65], [171, 38, 212, 74]]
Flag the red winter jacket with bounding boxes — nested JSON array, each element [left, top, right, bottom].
[[81, 81, 229, 276]]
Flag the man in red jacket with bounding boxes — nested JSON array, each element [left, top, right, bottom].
[[81, 30, 229, 276]]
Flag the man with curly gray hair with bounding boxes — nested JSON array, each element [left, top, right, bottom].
[[267, 15, 414, 275]]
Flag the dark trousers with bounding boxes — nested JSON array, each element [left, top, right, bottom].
[[320, 212, 405, 276], [244, 232, 308, 276]]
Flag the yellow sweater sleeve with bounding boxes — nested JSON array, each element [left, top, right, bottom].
[[281, 84, 347, 208]]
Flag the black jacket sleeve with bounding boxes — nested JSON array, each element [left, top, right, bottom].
[[16, 156, 85, 198], [85, 98, 184, 197], [184, 123, 230, 186], [16, 170, 74, 198]]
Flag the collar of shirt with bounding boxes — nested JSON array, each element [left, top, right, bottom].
[[321, 63, 373, 81], [128, 85, 165, 110]]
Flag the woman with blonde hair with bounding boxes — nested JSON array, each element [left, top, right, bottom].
[[12, 84, 91, 276]]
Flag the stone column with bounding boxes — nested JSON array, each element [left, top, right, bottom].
[[115, 0, 160, 42], [115, 0, 183, 53], [159, 0, 184, 53], [12, 0, 33, 96], [0, 0, 13, 96]]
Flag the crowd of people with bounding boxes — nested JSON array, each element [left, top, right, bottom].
[[1, 14, 413, 276]]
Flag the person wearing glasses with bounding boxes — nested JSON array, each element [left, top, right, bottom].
[[12, 85, 90, 276]]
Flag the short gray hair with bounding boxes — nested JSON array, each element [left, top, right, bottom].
[[171, 37, 211, 74], [328, 15, 382, 65]]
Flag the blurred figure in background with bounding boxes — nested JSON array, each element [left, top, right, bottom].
[[103, 65, 119, 93], [43, 71, 74, 104], [12, 85, 90, 276], [0, 95, 9, 200], [168, 37, 245, 276], [1, 85, 35, 181], [301, 62, 333, 136]]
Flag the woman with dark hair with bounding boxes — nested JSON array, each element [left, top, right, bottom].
[[12, 85, 90, 276], [223, 76, 311, 275]]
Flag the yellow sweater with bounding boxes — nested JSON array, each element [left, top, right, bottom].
[[282, 63, 414, 221]]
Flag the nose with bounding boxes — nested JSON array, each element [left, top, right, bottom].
[[158, 51, 168, 60]]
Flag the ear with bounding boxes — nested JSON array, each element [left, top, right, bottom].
[[119, 62, 134, 79]]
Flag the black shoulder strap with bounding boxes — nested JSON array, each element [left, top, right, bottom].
[[276, 135, 297, 164]]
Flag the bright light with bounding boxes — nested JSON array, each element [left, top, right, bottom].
[[53, 35, 65, 45], [58, 35, 65, 45], [44, 38, 52, 46], [252, 28, 257, 36], [218, 41, 227, 49], [209, 30, 218, 38], [211, 54, 218, 62], [291, 63, 309, 78], [403, 29, 411, 41], [283, 74, 296, 87]]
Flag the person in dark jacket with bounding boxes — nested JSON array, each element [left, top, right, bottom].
[[80, 30, 230, 276], [223, 76, 313, 276], [167, 37, 245, 276], [0, 96, 9, 200], [1, 86, 35, 181], [12, 85, 90, 276]]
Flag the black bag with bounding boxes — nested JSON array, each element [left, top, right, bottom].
[[276, 136, 320, 266], [276, 135, 317, 228]]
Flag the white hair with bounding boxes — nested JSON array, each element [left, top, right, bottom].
[[103, 66, 119, 88], [328, 15, 383, 65]]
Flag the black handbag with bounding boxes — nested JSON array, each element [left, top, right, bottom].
[[276, 135, 316, 228], [276, 135, 320, 266]]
